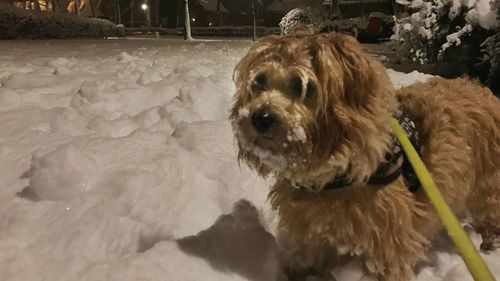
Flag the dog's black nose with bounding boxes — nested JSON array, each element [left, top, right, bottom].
[[251, 108, 275, 133]]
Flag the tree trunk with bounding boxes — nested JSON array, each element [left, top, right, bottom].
[[329, 0, 333, 19], [184, 0, 193, 40], [333, 0, 342, 19], [252, 0, 256, 41], [391, 0, 398, 20], [216, 0, 220, 26], [33, 0, 41, 11], [153, 0, 159, 27], [54, 0, 69, 13], [64, 0, 70, 13], [74, 0, 80, 15], [130, 0, 135, 27], [89, 0, 96, 17], [51, 0, 60, 12], [116, 0, 121, 24]]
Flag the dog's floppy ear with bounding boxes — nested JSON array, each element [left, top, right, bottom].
[[307, 33, 395, 163], [309, 33, 384, 111]]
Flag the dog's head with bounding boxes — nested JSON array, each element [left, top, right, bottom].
[[230, 33, 397, 190]]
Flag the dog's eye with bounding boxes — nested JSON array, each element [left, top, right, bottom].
[[251, 74, 267, 93], [290, 76, 303, 98], [305, 82, 316, 99]]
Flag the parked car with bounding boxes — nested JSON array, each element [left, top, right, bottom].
[[358, 12, 394, 42]]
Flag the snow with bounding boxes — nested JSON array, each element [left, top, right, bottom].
[[0, 38, 499, 281], [291, 126, 307, 143], [449, 0, 498, 29], [440, 24, 474, 54], [238, 107, 250, 118], [386, 69, 434, 89]]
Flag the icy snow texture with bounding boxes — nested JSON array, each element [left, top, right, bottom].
[[0, 38, 499, 281]]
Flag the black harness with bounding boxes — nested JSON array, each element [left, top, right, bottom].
[[312, 111, 422, 193]]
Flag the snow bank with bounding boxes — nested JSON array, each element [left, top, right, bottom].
[[0, 2, 116, 39], [0, 38, 498, 281]]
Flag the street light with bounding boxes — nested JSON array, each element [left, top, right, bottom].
[[141, 2, 151, 28]]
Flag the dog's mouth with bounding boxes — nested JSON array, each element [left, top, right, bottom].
[[235, 123, 282, 155], [233, 114, 310, 173]]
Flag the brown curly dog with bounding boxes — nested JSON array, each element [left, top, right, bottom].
[[229, 32, 500, 280]]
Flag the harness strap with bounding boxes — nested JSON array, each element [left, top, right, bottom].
[[307, 110, 422, 192]]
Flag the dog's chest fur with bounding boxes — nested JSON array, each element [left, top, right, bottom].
[[270, 178, 429, 270]]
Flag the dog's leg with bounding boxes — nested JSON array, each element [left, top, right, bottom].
[[361, 244, 420, 281], [279, 235, 338, 281], [468, 170, 500, 252], [359, 197, 429, 281]]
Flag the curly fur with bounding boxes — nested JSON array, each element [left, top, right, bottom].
[[230, 32, 500, 280]]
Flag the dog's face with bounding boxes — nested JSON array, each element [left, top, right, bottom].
[[230, 33, 396, 190]]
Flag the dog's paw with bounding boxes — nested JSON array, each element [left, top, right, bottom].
[[480, 236, 500, 252], [479, 227, 500, 252]]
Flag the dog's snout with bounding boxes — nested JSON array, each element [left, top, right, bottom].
[[251, 108, 275, 133]]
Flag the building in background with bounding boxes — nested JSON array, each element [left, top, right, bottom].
[[4, 0, 161, 27]]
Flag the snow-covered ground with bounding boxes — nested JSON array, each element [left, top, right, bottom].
[[0, 38, 498, 281]]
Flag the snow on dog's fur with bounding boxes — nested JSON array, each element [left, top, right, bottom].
[[230, 31, 500, 280]]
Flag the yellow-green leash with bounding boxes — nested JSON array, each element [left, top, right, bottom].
[[391, 118, 496, 281]]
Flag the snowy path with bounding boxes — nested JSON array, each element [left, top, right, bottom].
[[0, 38, 498, 281]]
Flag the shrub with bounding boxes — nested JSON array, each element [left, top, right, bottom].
[[481, 0, 500, 96], [392, 0, 499, 96], [279, 7, 315, 35], [0, 2, 116, 39]]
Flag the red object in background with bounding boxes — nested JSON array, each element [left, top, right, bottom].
[[367, 16, 382, 37]]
